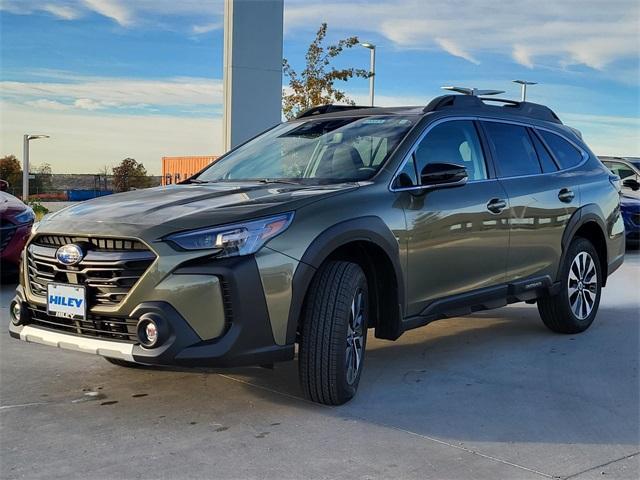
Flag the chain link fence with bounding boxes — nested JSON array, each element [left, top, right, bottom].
[[1, 174, 162, 201]]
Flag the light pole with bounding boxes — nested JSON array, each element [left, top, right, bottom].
[[360, 42, 376, 107], [513, 80, 537, 102], [22, 134, 49, 201]]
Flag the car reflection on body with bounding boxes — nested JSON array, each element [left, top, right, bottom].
[[1, 192, 35, 276]]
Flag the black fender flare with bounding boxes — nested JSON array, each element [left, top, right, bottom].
[[284, 216, 404, 343], [557, 203, 608, 283]]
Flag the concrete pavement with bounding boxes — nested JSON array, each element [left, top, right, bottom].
[[1, 253, 638, 479]]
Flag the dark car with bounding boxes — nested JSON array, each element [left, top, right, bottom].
[[10, 92, 625, 405], [1, 192, 35, 275], [600, 157, 640, 247]]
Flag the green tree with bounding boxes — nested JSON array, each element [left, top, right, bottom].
[[112, 158, 151, 192], [0, 155, 22, 193], [282, 23, 371, 120]]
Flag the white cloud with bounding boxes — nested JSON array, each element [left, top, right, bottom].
[[512, 45, 534, 69], [1, 76, 223, 109], [284, 0, 639, 70], [74, 98, 113, 110], [24, 99, 71, 111], [192, 22, 222, 34], [81, 0, 132, 26], [41, 3, 81, 20], [435, 38, 480, 65], [1, 0, 222, 28], [0, 101, 222, 175]]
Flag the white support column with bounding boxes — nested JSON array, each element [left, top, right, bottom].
[[223, 0, 284, 151]]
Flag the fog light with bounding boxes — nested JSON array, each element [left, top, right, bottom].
[[145, 322, 158, 344], [10, 301, 27, 326], [11, 302, 21, 324], [136, 315, 165, 348]]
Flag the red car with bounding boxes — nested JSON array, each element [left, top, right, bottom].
[[1, 192, 35, 273]]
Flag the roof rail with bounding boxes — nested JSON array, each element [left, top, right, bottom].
[[295, 104, 371, 119], [423, 94, 562, 124]]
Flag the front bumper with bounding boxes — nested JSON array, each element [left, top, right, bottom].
[[10, 254, 295, 367]]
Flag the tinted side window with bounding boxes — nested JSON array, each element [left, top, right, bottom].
[[539, 130, 583, 170], [604, 161, 635, 180], [414, 120, 487, 181], [529, 129, 558, 173], [483, 122, 541, 178]]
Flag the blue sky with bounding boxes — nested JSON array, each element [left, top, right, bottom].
[[1, 0, 638, 174]]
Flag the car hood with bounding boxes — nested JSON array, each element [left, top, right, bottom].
[[37, 182, 358, 238]]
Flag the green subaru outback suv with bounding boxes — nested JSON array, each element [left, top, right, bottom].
[[9, 93, 625, 405]]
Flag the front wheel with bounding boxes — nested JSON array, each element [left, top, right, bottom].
[[538, 237, 602, 334], [298, 261, 369, 405]]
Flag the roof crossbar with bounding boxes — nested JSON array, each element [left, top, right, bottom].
[[442, 86, 505, 96], [423, 94, 562, 124]]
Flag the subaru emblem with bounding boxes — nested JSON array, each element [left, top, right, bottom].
[[56, 244, 84, 266]]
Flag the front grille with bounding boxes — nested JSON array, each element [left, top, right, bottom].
[[27, 304, 138, 342], [34, 235, 148, 251], [27, 235, 156, 307], [0, 224, 16, 252]]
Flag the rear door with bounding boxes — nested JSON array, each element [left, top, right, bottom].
[[480, 120, 582, 283]]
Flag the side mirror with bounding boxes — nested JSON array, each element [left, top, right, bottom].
[[420, 162, 468, 188], [0, 179, 8, 192], [622, 178, 640, 191]]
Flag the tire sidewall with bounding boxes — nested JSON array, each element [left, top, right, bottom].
[[335, 270, 369, 400]]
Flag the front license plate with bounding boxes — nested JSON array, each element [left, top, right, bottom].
[[47, 283, 87, 320]]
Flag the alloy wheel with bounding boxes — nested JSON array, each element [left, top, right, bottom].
[[345, 288, 365, 385], [567, 251, 598, 320]]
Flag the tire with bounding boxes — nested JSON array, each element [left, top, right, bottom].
[[538, 237, 602, 334], [104, 357, 144, 368], [298, 260, 369, 405]]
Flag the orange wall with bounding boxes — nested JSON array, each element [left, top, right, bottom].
[[161, 156, 218, 185]]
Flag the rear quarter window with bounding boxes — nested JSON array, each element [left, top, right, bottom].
[[539, 130, 584, 170]]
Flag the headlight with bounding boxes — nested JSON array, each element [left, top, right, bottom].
[[14, 208, 35, 225], [165, 212, 294, 257]]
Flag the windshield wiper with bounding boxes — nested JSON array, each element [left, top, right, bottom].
[[256, 179, 304, 185], [182, 178, 214, 184]]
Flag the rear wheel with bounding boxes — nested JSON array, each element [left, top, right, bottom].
[[538, 237, 602, 334], [298, 260, 368, 405]]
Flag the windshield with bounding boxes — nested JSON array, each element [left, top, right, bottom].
[[196, 115, 417, 183]]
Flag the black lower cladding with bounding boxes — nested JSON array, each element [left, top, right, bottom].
[[132, 255, 295, 367], [26, 304, 138, 342]]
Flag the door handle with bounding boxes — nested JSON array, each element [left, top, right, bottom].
[[558, 188, 575, 203], [486, 198, 507, 214]]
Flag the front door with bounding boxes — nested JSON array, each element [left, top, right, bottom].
[[399, 119, 510, 316]]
